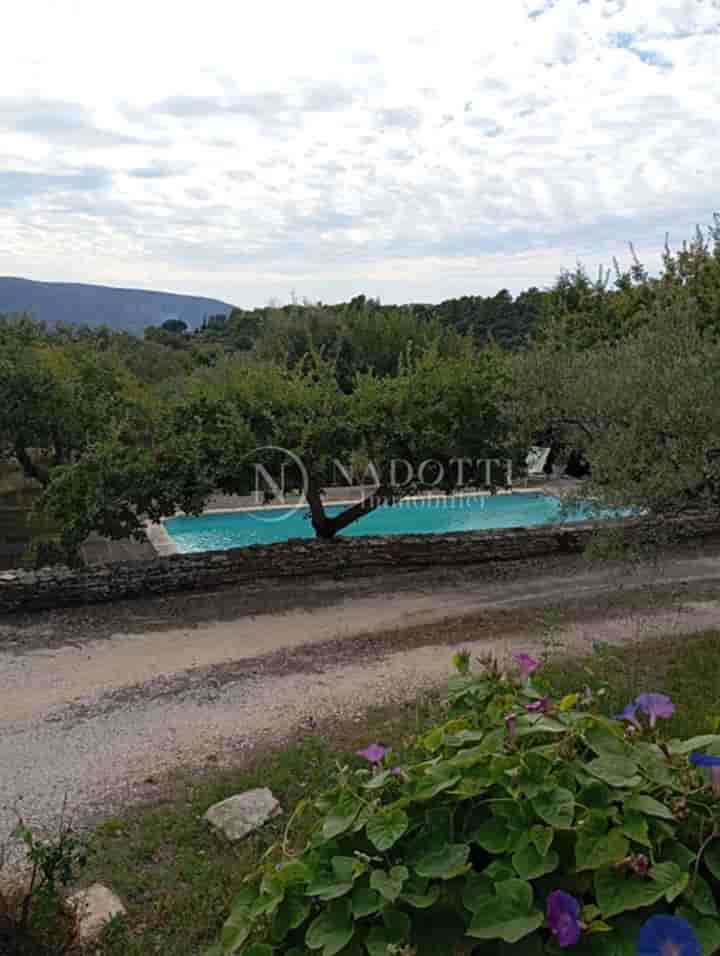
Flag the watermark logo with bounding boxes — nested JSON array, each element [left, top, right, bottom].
[[245, 448, 513, 524]]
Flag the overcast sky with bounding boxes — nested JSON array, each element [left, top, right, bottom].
[[1, 0, 719, 307]]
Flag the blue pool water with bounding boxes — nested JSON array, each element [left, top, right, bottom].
[[164, 493, 624, 554]]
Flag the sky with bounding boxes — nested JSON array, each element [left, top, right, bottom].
[[1, 0, 719, 308]]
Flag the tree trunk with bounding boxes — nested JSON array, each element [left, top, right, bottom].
[[305, 482, 399, 540], [13, 443, 50, 486]]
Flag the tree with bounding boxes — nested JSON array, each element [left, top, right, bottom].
[[511, 296, 720, 518], [160, 318, 188, 334], [0, 326, 150, 488], [40, 349, 510, 548]]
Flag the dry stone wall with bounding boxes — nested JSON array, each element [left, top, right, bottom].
[[1, 516, 718, 614]]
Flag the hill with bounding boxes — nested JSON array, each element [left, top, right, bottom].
[[0, 277, 233, 335]]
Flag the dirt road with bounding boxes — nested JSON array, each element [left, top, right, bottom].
[[1, 546, 720, 868]]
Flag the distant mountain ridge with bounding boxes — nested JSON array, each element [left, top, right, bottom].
[[0, 277, 234, 335]]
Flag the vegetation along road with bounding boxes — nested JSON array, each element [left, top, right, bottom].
[[1, 544, 719, 874]]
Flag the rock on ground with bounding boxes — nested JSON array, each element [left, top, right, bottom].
[[67, 883, 126, 941], [204, 788, 281, 842]]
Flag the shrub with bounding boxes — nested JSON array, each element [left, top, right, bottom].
[[0, 814, 89, 955], [211, 655, 720, 955]]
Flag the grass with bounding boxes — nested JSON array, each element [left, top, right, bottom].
[[37, 628, 720, 955], [543, 628, 720, 739], [85, 698, 441, 956]]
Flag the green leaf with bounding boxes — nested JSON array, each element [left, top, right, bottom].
[[624, 794, 674, 820], [578, 781, 615, 808], [532, 786, 575, 827], [676, 906, 720, 956], [363, 770, 393, 790], [220, 913, 251, 955], [576, 827, 629, 871], [585, 726, 630, 757], [516, 715, 567, 735], [619, 811, 651, 848], [272, 893, 311, 942], [587, 756, 641, 788], [530, 825, 554, 857], [351, 887, 381, 918], [364, 910, 411, 956], [401, 876, 440, 910], [703, 841, 720, 881], [462, 872, 496, 914], [448, 745, 492, 770], [366, 808, 408, 852], [370, 866, 408, 902], [467, 879, 543, 944], [470, 818, 511, 853], [414, 843, 470, 880], [484, 860, 516, 882], [409, 766, 461, 802], [322, 794, 363, 840], [661, 841, 696, 870], [275, 860, 313, 885], [669, 734, 720, 755], [244, 947, 274, 956], [512, 844, 559, 879], [634, 746, 673, 786], [305, 900, 354, 956], [650, 861, 689, 903], [580, 914, 644, 956], [684, 875, 719, 917], [306, 878, 353, 901], [594, 867, 668, 918]]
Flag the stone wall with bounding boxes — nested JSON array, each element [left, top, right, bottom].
[[1, 515, 718, 614]]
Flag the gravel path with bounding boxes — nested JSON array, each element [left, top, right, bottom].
[[1, 546, 720, 871]]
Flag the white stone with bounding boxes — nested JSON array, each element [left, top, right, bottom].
[[67, 883, 126, 941], [204, 788, 281, 842]]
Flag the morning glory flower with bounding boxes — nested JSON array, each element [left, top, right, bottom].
[[545, 890, 582, 948], [526, 697, 553, 713], [513, 653, 540, 680], [637, 914, 701, 956], [615, 702, 642, 729], [690, 752, 720, 795], [505, 713, 518, 747], [635, 693, 675, 727], [356, 743, 389, 765]]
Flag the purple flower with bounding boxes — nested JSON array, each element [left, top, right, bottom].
[[690, 752, 720, 795], [635, 693, 675, 728], [514, 653, 540, 680], [356, 743, 389, 765], [637, 915, 701, 956], [526, 697, 553, 713], [615, 702, 642, 729], [505, 713, 518, 746], [629, 853, 650, 876], [546, 890, 582, 948]]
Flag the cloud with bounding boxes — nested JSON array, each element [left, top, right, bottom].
[[1, 0, 718, 305], [127, 162, 192, 179], [0, 98, 141, 147], [374, 108, 422, 130], [0, 167, 111, 204]]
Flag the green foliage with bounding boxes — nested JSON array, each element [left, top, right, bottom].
[[0, 814, 89, 955], [212, 661, 720, 955]]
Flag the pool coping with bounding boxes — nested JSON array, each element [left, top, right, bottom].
[[145, 481, 582, 557]]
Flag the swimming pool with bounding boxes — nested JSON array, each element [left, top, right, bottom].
[[164, 493, 626, 554]]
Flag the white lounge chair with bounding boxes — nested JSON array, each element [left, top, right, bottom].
[[525, 446, 551, 482]]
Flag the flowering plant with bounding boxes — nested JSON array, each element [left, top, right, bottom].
[[211, 657, 720, 955]]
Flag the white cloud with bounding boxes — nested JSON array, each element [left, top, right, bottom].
[[0, 0, 718, 306]]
